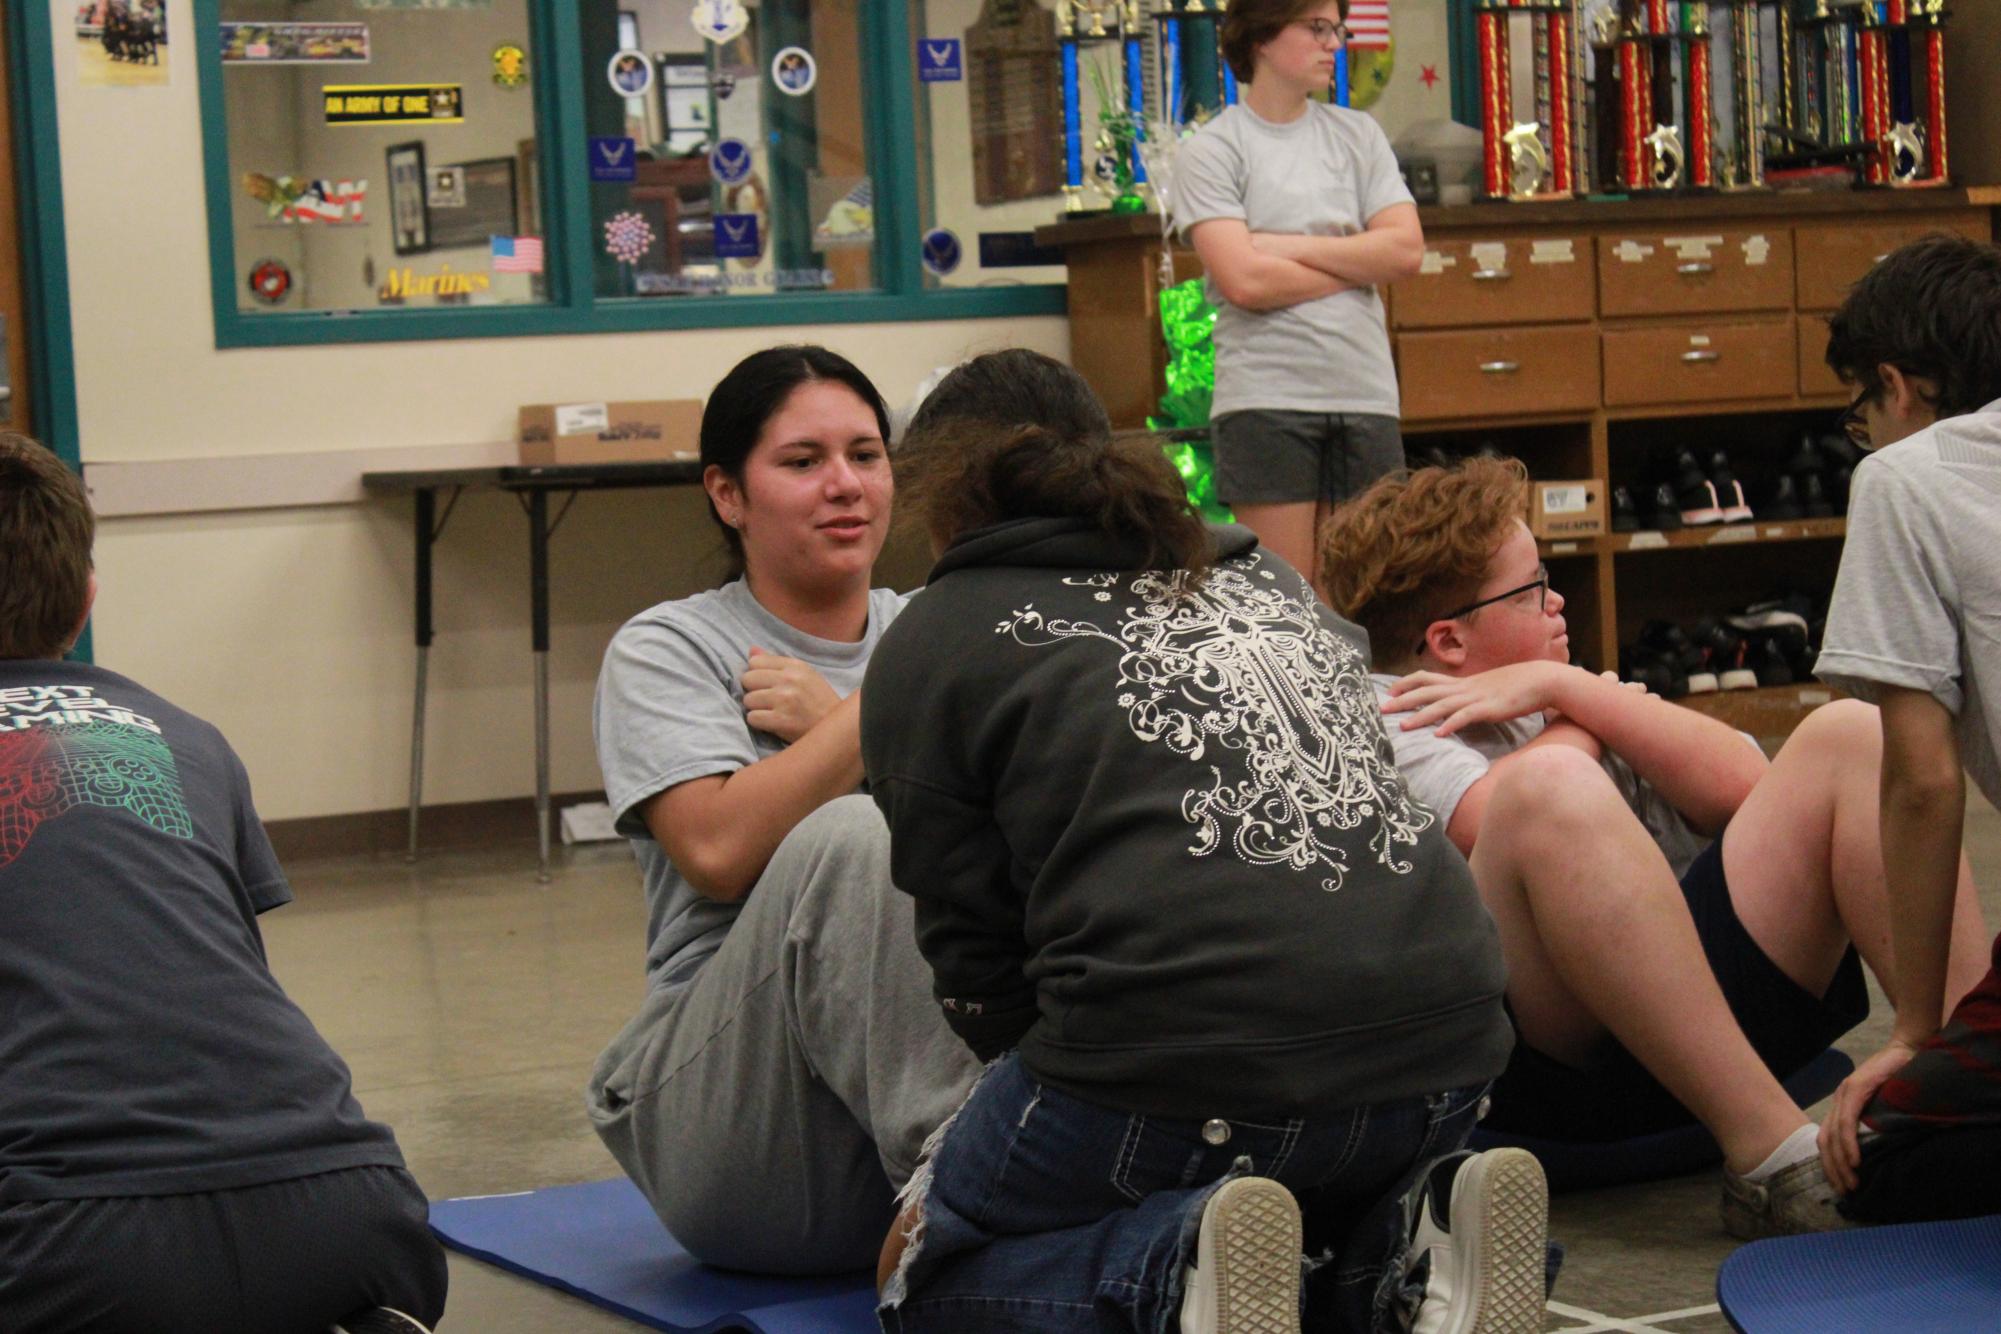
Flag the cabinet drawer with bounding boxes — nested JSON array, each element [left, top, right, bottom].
[[1597, 229, 1792, 317], [1397, 326, 1601, 421], [1390, 236, 1595, 329], [1793, 215, 1989, 311], [1797, 315, 1844, 398], [1602, 320, 1795, 407]]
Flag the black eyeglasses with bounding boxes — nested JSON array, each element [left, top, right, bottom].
[[1837, 387, 1879, 449], [1296, 17, 1353, 45], [1416, 565, 1550, 656]]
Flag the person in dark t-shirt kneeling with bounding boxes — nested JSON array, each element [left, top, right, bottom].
[[0, 433, 446, 1334]]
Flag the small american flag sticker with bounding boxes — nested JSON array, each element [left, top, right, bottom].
[[1346, 0, 1390, 50], [490, 235, 544, 274]]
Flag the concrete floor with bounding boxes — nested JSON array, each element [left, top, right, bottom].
[[263, 799, 2001, 1333]]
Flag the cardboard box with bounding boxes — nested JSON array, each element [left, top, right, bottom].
[[517, 400, 702, 466], [1527, 478, 1605, 539]]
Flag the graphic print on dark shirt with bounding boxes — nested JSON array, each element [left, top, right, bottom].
[[0, 713, 193, 867], [998, 562, 1432, 891]]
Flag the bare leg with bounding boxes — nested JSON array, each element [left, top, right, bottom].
[[1470, 746, 1810, 1173], [1230, 501, 1321, 584], [1723, 699, 1990, 1014]]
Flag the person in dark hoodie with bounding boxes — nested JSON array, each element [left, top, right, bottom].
[[861, 350, 1546, 1334]]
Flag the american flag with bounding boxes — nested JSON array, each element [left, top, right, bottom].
[[1347, 0, 1389, 50], [491, 235, 544, 274]]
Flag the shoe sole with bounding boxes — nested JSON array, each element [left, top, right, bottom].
[[1437, 1149, 1549, 1334], [1202, 1177, 1303, 1334]]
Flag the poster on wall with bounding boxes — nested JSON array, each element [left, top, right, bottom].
[[69, 0, 171, 88], [965, 0, 1063, 204], [425, 158, 518, 251], [220, 22, 369, 65]]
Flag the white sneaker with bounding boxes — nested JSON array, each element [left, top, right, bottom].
[[1406, 1149, 1548, 1334], [1179, 1176, 1302, 1334], [330, 1311, 433, 1334]]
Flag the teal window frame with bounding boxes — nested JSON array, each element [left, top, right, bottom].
[[7, 0, 86, 660], [194, 0, 1067, 349]]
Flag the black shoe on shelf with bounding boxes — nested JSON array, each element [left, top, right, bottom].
[[1673, 449, 1723, 524], [1719, 641, 1760, 691], [1786, 430, 1824, 476], [1801, 472, 1835, 519], [1830, 465, 1853, 514], [1709, 450, 1754, 523], [1817, 431, 1864, 472], [1620, 646, 1682, 699], [1638, 619, 1706, 676], [1752, 636, 1796, 687], [1610, 485, 1641, 532], [1765, 474, 1805, 521], [1648, 483, 1686, 531]]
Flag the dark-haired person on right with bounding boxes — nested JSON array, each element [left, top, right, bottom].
[[1812, 234, 2001, 1224]]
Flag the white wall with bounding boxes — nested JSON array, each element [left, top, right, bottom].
[[51, 0, 1067, 821]]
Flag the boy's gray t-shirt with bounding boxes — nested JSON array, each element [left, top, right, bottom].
[[1820, 405, 2001, 808], [1169, 101, 1413, 420], [1368, 674, 1714, 877], [595, 580, 907, 989]]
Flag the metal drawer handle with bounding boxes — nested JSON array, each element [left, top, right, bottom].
[[1479, 360, 1521, 374], [1472, 268, 1511, 282], [1681, 349, 1720, 363], [1677, 262, 1714, 276]]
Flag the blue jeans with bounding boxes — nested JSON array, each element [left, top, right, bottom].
[[880, 1053, 1490, 1334]]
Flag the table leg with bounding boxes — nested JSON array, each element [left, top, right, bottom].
[[408, 488, 436, 863], [530, 487, 552, 883]]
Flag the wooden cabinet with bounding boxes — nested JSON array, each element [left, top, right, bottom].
[[1400, 326, 1600, 420], [1794, 216, 1989, 310], [1391, 235, 1595, 329], [1601, 320, 1796, 406], [1797, 315, 1844, 398], [1596, 227, 1794, 318]]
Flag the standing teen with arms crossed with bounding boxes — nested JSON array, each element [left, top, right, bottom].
[[865, 351, 1545, 1334], [585, 346, 980, 1273], [1813, 235, 2001, 1222], [1169, 0, 1423, 577]]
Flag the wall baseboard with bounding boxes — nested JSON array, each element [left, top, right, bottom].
[[266, 790, 609, 862]]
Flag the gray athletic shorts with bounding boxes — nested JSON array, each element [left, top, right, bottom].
[[1209, 409, 1404, 507]]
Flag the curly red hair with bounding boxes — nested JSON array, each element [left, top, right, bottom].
[[1318, 456, 1529, 671]]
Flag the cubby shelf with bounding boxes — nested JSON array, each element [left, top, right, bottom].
[[1540, 516, 1848, 559]]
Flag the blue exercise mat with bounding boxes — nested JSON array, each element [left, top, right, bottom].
[[1718, 1212, 2001, 1333], [429, 1178, 879, 1334], [1469, 1048, 1853, 1193]]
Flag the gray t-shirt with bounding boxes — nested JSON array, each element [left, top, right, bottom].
[[1169, 101, 1412, 420], [1819, 404, 2001, 808], [594, 580, 907, 989], [1369, 674, 1713, 878]]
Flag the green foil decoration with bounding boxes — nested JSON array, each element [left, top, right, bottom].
[[1149, 278, 1231, 523]]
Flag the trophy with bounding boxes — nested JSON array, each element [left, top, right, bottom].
[[1057, 0, 1159, 213], [1608, 0, 1717, 192], [1476, 1, 1583, 200], [1857, 0, 1950, 186]]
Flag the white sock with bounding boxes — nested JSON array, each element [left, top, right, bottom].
[[1742, 1123, 1819, 1183]]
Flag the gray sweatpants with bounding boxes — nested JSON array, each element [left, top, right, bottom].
[[585, 795, 982, 1274]]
